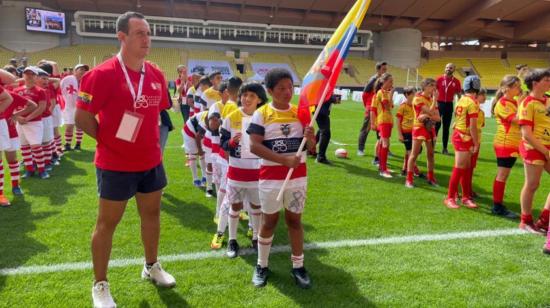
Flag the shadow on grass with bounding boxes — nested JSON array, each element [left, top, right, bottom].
[[161, 192, 216, 235], [242, 244, 373, 307], [21, 153, 88, 205], [0, 197, 57, 292]]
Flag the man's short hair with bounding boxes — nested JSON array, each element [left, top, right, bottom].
[[198, 75, 212, 87], [208, 71, 222, 80], [227, 76, 243, 94], [524, 69, 550, 91], [116, 11, 145, 34], [375, 62, 387, 71], [265, 68, 293, 90]]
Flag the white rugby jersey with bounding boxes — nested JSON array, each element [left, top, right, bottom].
[[209, 100, 238, 160], [221, 108, 260, 187], [247, 103, 307, 189]]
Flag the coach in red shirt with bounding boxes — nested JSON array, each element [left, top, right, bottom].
[[435, 63, 462, 154], [75, 12, 175, 308]]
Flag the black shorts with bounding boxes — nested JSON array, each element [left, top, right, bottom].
[[96, 163, 167, 201], [376, 130, 380, 140], [496, 157, 517, 168], [402, 133, 412, 151]]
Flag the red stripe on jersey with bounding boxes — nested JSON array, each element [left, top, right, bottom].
[[203, 137, 212, 148], [259, 163, 307, 180], [212, 143, 220, 153], [227, 166, 260, 182], [183, 125, 195, 138]]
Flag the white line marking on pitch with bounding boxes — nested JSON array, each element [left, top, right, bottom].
[[0, 228, 527, 277]]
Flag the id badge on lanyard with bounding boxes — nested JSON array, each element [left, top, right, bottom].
[[115, 53, 146, 143]]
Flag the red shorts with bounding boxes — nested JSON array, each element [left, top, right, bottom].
[[493, 145, 519, 159], [520, 142, 549, 166], [412, 127, 435, 141], [377, 123, 392, 139], [452, 130, 473, 152]]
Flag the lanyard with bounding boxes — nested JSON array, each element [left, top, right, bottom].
[[117, 53, 145, 109], [442, 76, 454, 100]]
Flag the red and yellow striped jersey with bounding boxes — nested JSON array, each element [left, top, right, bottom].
[[493, 97, 520, 153], [453, 95, 479, 135]]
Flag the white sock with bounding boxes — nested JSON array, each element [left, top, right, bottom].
[[249, 207, 261, 240], [228, 208, 240, 241], [198, 156, 207, 179], [188, 156, 199, 181], [291, 254, 304, 269], [216, 195, 230, 233], [257, 235, 273, 268], [216, 189, 226, 217]]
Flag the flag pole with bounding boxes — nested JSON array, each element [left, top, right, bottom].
[[275, 14, 361, 201]]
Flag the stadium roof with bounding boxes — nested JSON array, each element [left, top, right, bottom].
[[41, 0, 550, 42]]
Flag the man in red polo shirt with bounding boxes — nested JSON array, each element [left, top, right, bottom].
[[435, 63, 462, 155], [75, 12, 175, 308]]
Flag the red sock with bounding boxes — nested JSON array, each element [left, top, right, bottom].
[[9, 161, 19, 187], [447, 167, 464, 199], [461, 168, 473, 200], [428, 170, 435, 182], [493, 179, 506, 204], [539, 209, 550, 225], [406, 171, 414, 183], [379, 146, 388, 172], [521, 214, 533, 224]]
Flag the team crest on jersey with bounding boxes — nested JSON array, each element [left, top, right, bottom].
[[78, 91, 93, 104], [280, 124, 291, 136], [151, 82, 162, 90]]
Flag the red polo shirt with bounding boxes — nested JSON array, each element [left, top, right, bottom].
[[436, 75, 461, 103], [76, 56, 170, 172]]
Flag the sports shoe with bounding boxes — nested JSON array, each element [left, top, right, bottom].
[[415, 172, 426, 179], [519, 222, 545, 235], [240, 212, 249, 221], [252, 264, 269, 288], [491, 204, 518, 219], [535, 219, 549, 233], [315, 157, 331, 165], [39, 171, 50, 179], [427, 179, 439, 187], [291, 267, 312, 289], [22, 170, 34, 179], [210, 232, 224, 250], [443, 198, 460, 209], [400, 169, 407, 176], [92, 281, 116, 308], [405, 181, 414, 188], [45, 164, 53, 172], [53, 158, 61, 166], [205, 189, 214, 198], [0, 194, 11, 207], [74, 143, 82, 151], [11, 186, 23, 196], [379, 171, 392, 178], [193, 179, 202, 187], [226, 239, 239, 258], [201, 177, 207, 187], [357, 150, 365, 157], [442, 148, 449, 155], [141, 262, 176, 288], [371, 158, 379, 166], [543, 244, 550, 255], [246, 227, 253, 239], [64, 144, 72, 152], [462, 199, 478, 209]]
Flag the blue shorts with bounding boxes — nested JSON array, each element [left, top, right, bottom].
[[96, 164, 167, 201]]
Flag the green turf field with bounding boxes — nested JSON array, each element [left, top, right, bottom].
[[1, 99, 549, 307]]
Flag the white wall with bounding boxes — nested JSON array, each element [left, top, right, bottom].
[[0, 1, 61, 52], [374, 28, 421, 68]]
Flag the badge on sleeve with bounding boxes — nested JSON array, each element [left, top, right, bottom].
[[116, 110, 144, 143]]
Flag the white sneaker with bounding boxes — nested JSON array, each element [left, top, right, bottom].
[[379, 171, 393, 178], [357, 150, 365, 156], [92, 281, 116, 308], [142, 262, 176, 288]]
